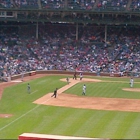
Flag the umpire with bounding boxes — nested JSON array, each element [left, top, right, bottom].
[[51, 88, 58, 98]]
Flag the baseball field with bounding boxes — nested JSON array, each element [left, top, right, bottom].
[[0, 74, 140, 139]]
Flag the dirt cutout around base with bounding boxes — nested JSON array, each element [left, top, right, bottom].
[[123, 88, 140, 92], [0, 114, 13, 118], [34, 78, 140, 113]]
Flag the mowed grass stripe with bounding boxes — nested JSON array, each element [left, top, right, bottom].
[[42, 107, 75, 134], [30, 106, 60, 132], [86, 83, 97, 96], [85, 82, 117, 97], [48, 108, 79, 135], [26, 106, 76, 133], [62, 110, 90, 135], [87, 111, 117, 138], [71, 83, 82, 95], [90, 83, 98, 96], [85, 82, 115, 97], [72, 110, 110, 138], [70, 111, 109, 138], [123, 113, 140, 139], [97, 112, 136, 138], [70, 110, 100, 137], [95, 111, 118, 138], [99, 82, 111, 97], [1, 106, 67, 138], [112, 113, 139, 138], [61, 109, 108, 136], [105, 82, 125, 98], [97, 112, 122, 138]]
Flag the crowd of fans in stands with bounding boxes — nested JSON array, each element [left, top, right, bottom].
[[0, 23, 140, 80], [0, 0, 140, 11], [0, 0, 12, 8]]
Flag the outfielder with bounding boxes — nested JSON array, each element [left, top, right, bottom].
[[130, 77, 134, 88], [27, 83, 31, 93]]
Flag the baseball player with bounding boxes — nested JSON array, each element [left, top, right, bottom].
[[21, 71, 24, 81], [73, 71, 77, 80], [27, 83, 31, 93], [82, 84, 86, 95], [130, 77, 134, 88], [66, 77, 69, 84], [79, 72, 83, 80]]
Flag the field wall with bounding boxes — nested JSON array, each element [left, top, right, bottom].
[[11, 70, 120, 80]]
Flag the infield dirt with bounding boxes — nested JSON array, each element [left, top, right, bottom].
[[34, 78, 140, 113]]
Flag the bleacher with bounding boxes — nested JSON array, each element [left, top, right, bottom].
[[1, 0, 140, 12], [0, 0, 13, 8], [0, 0, 140, 79]]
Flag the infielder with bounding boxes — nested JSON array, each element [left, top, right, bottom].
[[73, 71, 77, 80], [79, 72, 83, 80], [66, 77, 69, 84], [82, 84, 86, 95]]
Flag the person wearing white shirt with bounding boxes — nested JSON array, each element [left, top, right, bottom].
[[130, 77, 134, 88], [82, 84, 86, 95]]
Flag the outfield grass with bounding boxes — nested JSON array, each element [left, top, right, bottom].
[[0, 75, 140, 139]]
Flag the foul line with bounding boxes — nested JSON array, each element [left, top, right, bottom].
[[0, 97, 52, 132], [0, 78, 87, 131], [31, 90, 38, 94]]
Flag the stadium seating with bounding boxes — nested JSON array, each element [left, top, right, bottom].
[[14, 0, 39, 8], [129, 0, 140, 11], [0, 0, 13, 8], [0, 23, 140, 78], [1, 0, 139, 11]]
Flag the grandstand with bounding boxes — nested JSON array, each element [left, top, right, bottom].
[[0, 0, 140, 81]]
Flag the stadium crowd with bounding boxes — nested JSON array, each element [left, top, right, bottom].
[[0, 23, 140, 80], [1, 0, 140, 11]]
